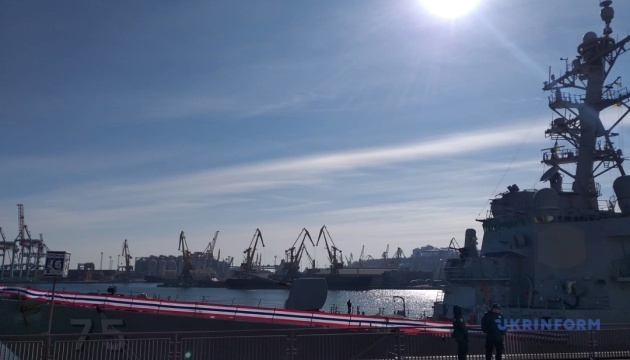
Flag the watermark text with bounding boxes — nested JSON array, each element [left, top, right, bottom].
[[496, 318, 600, 331]]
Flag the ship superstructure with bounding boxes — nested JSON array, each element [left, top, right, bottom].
[[434, 0, 630, 324]]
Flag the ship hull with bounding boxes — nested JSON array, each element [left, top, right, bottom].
[[0, 285, 453, 337], [225, 274, 373, 290], [225, 277, 290, 290], [310, 274, 373, 291], [0, 299, 310, 337]]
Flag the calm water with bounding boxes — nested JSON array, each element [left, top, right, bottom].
[[24, 282, 440, 319]]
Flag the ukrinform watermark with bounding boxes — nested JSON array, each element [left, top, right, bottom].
[[496, 319, 601, 331]]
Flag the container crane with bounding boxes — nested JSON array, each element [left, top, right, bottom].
[[316, 225, 343, 275], [120, 239, 133, 272], [178, 231, 194, 286], [241, 228, 264, 271]]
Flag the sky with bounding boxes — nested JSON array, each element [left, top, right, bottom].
[[1, 0, 629, 270]]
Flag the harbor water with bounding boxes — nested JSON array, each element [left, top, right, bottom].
[[23, 282, 440, 319]]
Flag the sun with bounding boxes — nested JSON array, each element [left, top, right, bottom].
[[418, 0, 481, 19]]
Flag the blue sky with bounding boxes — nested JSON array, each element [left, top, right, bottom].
[[1, 0, 629, 269]]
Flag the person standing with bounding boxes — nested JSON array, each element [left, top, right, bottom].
[[481, 304, 505, 360], [347, 299, 352, 314], [452, 306, 468, 360]]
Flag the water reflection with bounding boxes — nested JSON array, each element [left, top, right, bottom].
[[26, 283, 440, 318]]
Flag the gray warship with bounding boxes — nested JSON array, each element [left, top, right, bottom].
[[433, 0, 630, 325]]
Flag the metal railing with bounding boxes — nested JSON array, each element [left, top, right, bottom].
[[1, 326, 630, 360]]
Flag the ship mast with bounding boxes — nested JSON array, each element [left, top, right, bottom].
[[542, 0, 630, 211]]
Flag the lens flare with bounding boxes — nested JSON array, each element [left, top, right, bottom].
[[419, 0, 481, 19]]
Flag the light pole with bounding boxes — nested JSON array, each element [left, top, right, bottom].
[[100, 252, 103, 271], [117, 255, 120, 271], [109, 256, 112, 270]]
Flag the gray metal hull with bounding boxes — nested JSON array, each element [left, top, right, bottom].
[[0, 299, 310, 337]]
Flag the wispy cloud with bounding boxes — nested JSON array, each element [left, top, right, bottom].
[[3, 123, 542, 219], [0, 122, 548, 263]]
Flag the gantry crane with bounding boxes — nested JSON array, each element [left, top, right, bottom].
[[316, 225, 343, 275], [283, 228, 315, 279], [241, 228, 264, 271], [204, 231, 219, 260], [178, 231, 194, 286], [0, 227, 12, 279], [120, 239, 133, 272]]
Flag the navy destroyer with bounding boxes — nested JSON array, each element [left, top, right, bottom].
[[433, 0, 630, 325]]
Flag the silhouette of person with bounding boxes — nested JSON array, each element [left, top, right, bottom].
[[347, 299, 352, 314], [482, 304, 505, 360], [452, 306, 469, 360]]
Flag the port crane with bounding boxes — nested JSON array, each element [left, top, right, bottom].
[[316, 225, 343, 275], [302, 246, 316, 270], [382, 244, 393, 267], [120, 239, 133, 272], [283, 228, 315, 278], [345, 254, 353, 266], [241, 228, 264, 271], [0, 227, 12, 279], [358, 245, 365, 267], [382, 244, 389, 260], [178, 231, 194, 286], [204, 231, 219, 260]]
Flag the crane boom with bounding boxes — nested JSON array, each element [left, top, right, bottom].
[[121, 239, 133, 272], [242, 228, 264, 270], [178, 231, 194, 285], [302, 245, 316, 270], [204, 231, 219, 260], [316, 225, 343, 274], [284, 228, 315, 273], [359, 245, 365, 267]]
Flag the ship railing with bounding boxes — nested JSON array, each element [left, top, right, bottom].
[[542, 148, 577, 163], [602, 86, 629, 103], [2, 326, 630, 359], [548, 91, 585, 107]]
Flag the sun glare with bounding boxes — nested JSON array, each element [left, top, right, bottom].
[[418, 0, 481, 19]]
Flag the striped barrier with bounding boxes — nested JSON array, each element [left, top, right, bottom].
[[0, 285, 453, 332]]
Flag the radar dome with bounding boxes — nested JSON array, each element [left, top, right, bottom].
[[533, 188, 560, 210], [583, 31, 598, 43]]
